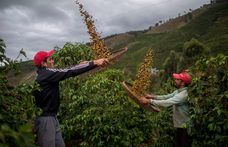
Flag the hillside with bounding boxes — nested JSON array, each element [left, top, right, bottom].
[[146, 5, 211, 34], [104, 34, 135, 49], [7, 60, 37, 86], [7, 1, 228, 86], [108, 2, 228, 78]]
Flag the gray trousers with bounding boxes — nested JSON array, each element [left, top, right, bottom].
[[34, 116, 65, 147]]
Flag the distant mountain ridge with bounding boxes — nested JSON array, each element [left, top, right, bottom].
[[103, 4, 212, 48], [104, 2, 228, 78]]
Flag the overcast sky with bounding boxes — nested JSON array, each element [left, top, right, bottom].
[[0, 0, 210, 61]]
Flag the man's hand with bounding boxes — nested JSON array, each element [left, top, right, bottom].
[[139, 97, 151, 104], [145, 95, 155, 99], [93, 58, 109, 66]]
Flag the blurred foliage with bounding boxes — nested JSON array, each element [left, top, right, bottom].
[[0, 38, 41, 147], [186, 54, 228, 146], [153, 54, 228, 146]]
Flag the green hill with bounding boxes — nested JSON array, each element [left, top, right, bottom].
[[8, 1, 228, 86], [109, 2, 228, 78], [7, 60, 37, 86]]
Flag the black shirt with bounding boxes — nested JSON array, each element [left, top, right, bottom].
[[34, 61, 95, 116]]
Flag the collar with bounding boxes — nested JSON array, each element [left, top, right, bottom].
[[37, 67, 47, 71], [38, 66, 46, 69], [178, 87, 187, 93]]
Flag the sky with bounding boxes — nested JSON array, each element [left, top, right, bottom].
[[0, 0, 210, 61]]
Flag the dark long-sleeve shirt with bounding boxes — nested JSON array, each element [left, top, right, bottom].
[[34, 62, 95, 116]]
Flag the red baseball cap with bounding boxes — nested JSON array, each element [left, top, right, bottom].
[[33, 50, 54, 67], [173, 73, 192, 85]]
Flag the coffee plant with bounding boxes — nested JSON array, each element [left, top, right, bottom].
[[52, 42, 157, 146], [152, 54, 228, 146], [186, 54, 228, 146], [2, 37, 227, 146]]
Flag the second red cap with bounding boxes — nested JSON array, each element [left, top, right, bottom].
[[173, 73, 192, 85]]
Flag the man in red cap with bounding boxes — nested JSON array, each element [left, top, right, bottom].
[[139, 73, 192, 147], [33, 49, 108, 147]]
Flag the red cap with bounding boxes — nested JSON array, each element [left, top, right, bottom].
[[33, 50, 54, 67], [173, 73, 192, 85]]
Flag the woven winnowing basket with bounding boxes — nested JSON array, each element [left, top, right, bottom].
[[123, 81, 160, 112], [79, 47, 128, 76]]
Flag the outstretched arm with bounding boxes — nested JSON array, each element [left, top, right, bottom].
[[145, 95, 156, 99], [93, 58, 109, 66], [139, 95, 155, 104], [140, 91, 187, 107], [139, 97, 151, 104], [79, 58, 109, 66]]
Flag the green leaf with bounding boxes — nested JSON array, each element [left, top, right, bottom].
[[0, 132, 5, 143], [224, 123, 228, 130], [19, 49, 27, 57], [216, 126, 221, 133], [139, 137, 143, 141], [209, 117, 214, 122], [208, 123, 213, 131], [26, 110, 33, 120], [217, 109, 222, 116], [19, 124, 32, 133]]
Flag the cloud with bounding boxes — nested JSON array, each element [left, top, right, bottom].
[[0, 0, 210, 60]]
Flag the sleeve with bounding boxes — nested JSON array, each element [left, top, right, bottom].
[[155, 92, 175, 100], [150, 91, 187, 107], [43, 61, 95, 83]]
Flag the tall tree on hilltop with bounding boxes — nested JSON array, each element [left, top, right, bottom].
[[0, 38, 6, 54], [155, 23, 159, 27], [0, 38, 8, 65], [159, 50, 179, 85]]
